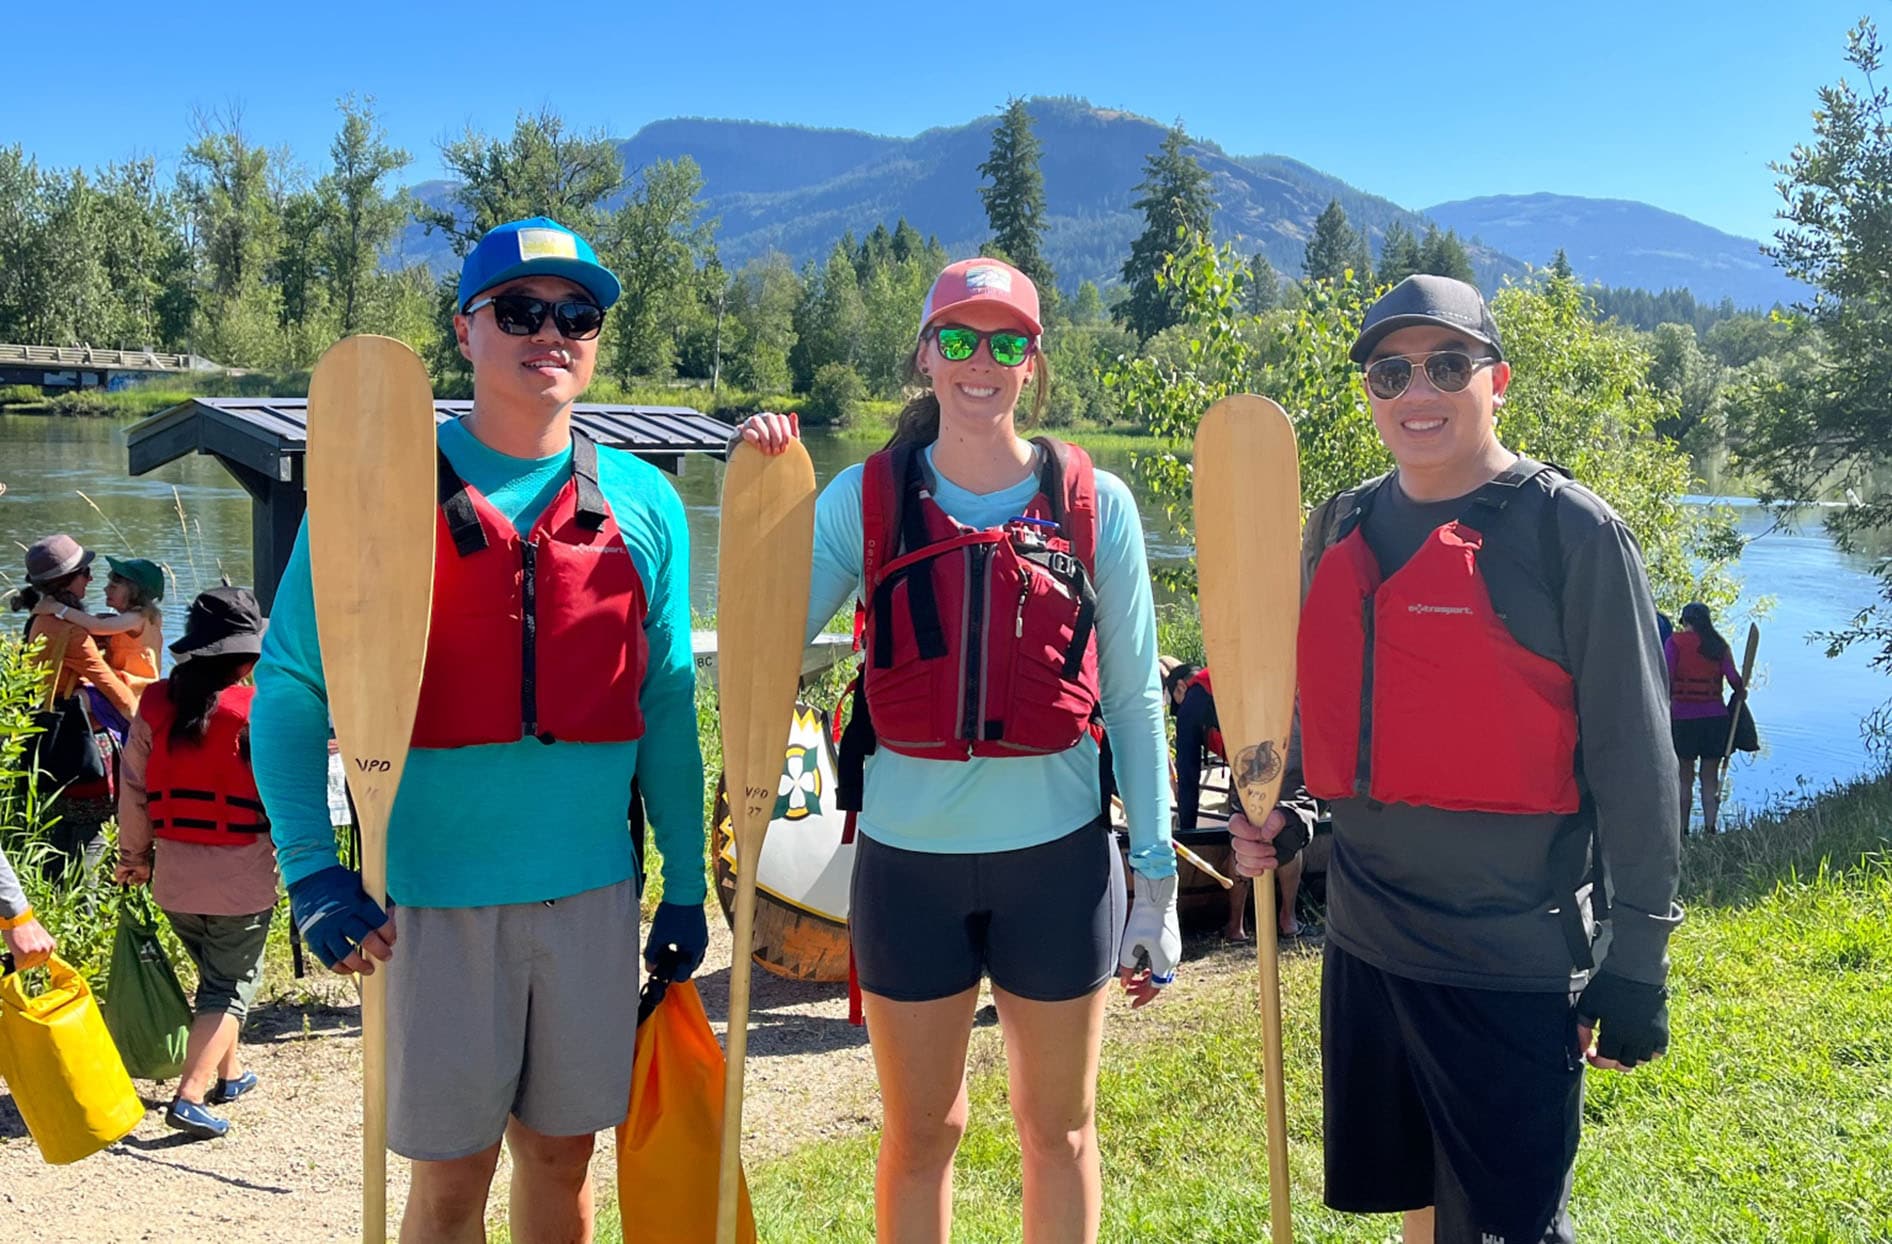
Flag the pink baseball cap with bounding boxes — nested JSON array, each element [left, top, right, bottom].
[[917, 258, 1043, 339]]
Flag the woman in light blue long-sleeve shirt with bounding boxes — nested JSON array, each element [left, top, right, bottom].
[[737, 257, 1174, 1244]]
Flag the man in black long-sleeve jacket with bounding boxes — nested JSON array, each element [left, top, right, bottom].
[[1230, 276, 1681, 1244]]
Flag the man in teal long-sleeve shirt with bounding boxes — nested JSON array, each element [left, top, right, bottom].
[[250, 217, 706, 1243]]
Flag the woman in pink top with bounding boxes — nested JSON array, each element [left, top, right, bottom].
[[1664, 601, 1745, 835], [116, 587, 279, 1140]]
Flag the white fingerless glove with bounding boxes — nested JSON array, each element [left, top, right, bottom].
[[1119, 872, 1182, 986]]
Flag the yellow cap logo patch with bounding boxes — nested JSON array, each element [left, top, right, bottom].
[[517, 228, 579, 261]]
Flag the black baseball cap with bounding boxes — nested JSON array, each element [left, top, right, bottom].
[[1350, 274, 1503, 365]]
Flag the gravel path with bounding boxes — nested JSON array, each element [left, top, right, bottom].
[[0, 918, 1284, 1243]]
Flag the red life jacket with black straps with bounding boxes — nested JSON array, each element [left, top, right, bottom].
[[410, 430, 649, 749], [1298, 460, 1582, 816], [1182, 668, 1226, 760], [140, 681, 270, 847], [1669, 631, 1725, 705], [835, 436, 1102, 799]]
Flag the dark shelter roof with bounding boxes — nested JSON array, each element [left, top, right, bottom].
[[127, 397, 732, 483], [126, 397, 735, 610]]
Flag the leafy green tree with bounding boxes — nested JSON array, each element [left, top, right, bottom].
[[806, 361, 869, 428], [727, 253, 800, 393], [1303, 198, 1368, 285], [1244, 253, 1281, 312], [1740, 16, 1892, 701], [1070, 279, 1108, 326], [791, 243, 868, 389], [1418, 225, 1476, 283], [420, 109, 623, 256], [979, 98, 1055, 298], [317, 96, 411, 335], [1377, 222, 1423, 287], [1102, 238, 1736, 606], [1116, 123, 1214, 339], [604, 156, 714, 382]]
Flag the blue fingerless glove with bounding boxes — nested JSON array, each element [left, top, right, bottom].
[[287, 865, 390, 971], [643, 901, 708, 981]]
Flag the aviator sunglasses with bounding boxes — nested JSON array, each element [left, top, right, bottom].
[[931, 325, 1034, 367], [463, 292, 606, 341], [1364, 349, 1498, 400]]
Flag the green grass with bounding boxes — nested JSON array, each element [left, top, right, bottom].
[[547, 773, 1892, 1244]]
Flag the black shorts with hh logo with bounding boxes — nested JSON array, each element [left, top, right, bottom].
[[1322, 943, 1581, 1244]]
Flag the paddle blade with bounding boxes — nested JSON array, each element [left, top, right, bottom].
[[305, 334, 437, 857], [716, 441, 817, 847], [1193, 394, 1302, 816]]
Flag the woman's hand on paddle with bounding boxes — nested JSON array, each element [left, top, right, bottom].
[[736, 411, 801, 455], [113, 861, 151, 887]]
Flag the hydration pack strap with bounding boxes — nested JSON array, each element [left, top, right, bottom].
[[437, 432, 608, 557], [571, 431, 608, 532], [835, 676, 875, 814], [438, 451, 488, 557]]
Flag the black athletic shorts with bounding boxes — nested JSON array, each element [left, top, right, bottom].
[[1322, 944, 1581, 1244], [850, 819, 1127, 1003], [1671, 713, 1731, 760]]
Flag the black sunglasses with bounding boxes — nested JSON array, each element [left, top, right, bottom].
[[1364, 349, 1498, 400], [464, 293, 606, 341]]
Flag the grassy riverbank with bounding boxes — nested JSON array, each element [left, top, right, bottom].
[[560, 772, 1892, 1244]]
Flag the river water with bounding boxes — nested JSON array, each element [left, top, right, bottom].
[[1, 413, 1881, 819]]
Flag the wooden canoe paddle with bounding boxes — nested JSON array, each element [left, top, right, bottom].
[[1719, 622, 1760, 784], [306, 335, 437, 1244], [1193, 393, 1302, 1244], [714, 439, 815, 1244]]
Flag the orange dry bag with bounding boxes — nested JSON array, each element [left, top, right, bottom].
[[616, 961, 756, 1243]]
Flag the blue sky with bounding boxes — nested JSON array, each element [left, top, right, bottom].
[[2, 0, 1869, 242]]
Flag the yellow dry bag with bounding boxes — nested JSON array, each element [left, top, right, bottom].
[[0, 955, 145, 1164]]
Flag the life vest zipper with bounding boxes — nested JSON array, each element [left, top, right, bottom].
[[521, 539, 541, 741], [963, 543, 990, 745], [1355, 591, 1375, 800]]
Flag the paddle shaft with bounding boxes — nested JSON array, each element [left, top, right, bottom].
[[1193, 394, 1301, 1244], [714, 441, 816, 1244], [1719, 623, 1760, 783], [305, 335, 437, 1244]]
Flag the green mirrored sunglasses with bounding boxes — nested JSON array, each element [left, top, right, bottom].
[[932, 325, 1034, 367]]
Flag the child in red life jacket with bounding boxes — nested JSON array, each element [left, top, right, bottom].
[[737, 257, 1177, 1243], [115, 586, 279, 1141], [1665, 601, 1746, 834]]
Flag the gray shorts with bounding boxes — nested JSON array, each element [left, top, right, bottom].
[[850, 819, 1127, 1003], [163, 908, 273, 1021], [386, 879, 641, 1161]]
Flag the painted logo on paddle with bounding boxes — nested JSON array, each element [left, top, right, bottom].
[[354, 757, 393, 773], [1234, 739, 1284, 810]]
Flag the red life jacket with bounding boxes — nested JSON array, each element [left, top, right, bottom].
[[140, 681, 270, 846], [410, 432, 649, 749], [1183, 668, 1226, 760], [1669, 631, 1725, 705], [851, 437, 1101, 763], [1298, 464, 1582, 815]]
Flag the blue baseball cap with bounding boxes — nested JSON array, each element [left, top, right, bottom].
[[457, 217, 621, 312]]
